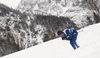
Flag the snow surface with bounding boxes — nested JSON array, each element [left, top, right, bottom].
[[0, 0, 21, 9], [2, 23, 100, 58]]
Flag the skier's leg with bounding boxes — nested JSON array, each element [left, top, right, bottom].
[[73, 32, 79, 48], [70, 41, 76, 50], [74, 42, 79, 48]]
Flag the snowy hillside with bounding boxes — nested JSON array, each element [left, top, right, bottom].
[[18, 0, 97, 28], [1, 0, 100, 57], [0, 3, 79, 56], [2, 23, 100, 58]]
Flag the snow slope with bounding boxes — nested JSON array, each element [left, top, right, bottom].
[[2, 23, 100, 58]]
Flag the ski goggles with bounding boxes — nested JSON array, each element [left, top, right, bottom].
[[58, 35, 61, 37]]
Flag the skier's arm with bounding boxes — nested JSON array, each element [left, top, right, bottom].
[[65, 30, 73, 40], [66, 35, 72, 40]]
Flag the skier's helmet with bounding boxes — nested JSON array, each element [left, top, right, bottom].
[[57, 31, 63, 35]]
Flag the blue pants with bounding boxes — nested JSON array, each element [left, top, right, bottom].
[[70, 32, 79, 50]]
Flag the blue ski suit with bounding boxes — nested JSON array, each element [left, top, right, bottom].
[[62, 28, 79, 50]]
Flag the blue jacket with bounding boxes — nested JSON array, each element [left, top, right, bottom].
[[62, 28, 77, 40]]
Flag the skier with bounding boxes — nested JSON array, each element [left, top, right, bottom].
[[57, 28, 80, 50]]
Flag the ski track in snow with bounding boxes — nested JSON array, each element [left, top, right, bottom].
[[1, 23, 100, 58]]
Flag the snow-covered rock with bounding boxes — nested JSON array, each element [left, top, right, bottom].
[[17, 0, 99, 28]]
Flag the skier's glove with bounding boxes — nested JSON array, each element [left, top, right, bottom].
[[62, 37, 67, 40], [62, 36, 69, 40], [67, 36, 69, 39]]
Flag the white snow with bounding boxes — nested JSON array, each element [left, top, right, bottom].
[[0, 0, 21, 9], [2, 23, 100, 58]]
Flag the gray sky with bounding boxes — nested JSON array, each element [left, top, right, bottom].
[[0, 0, 21, 9]]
